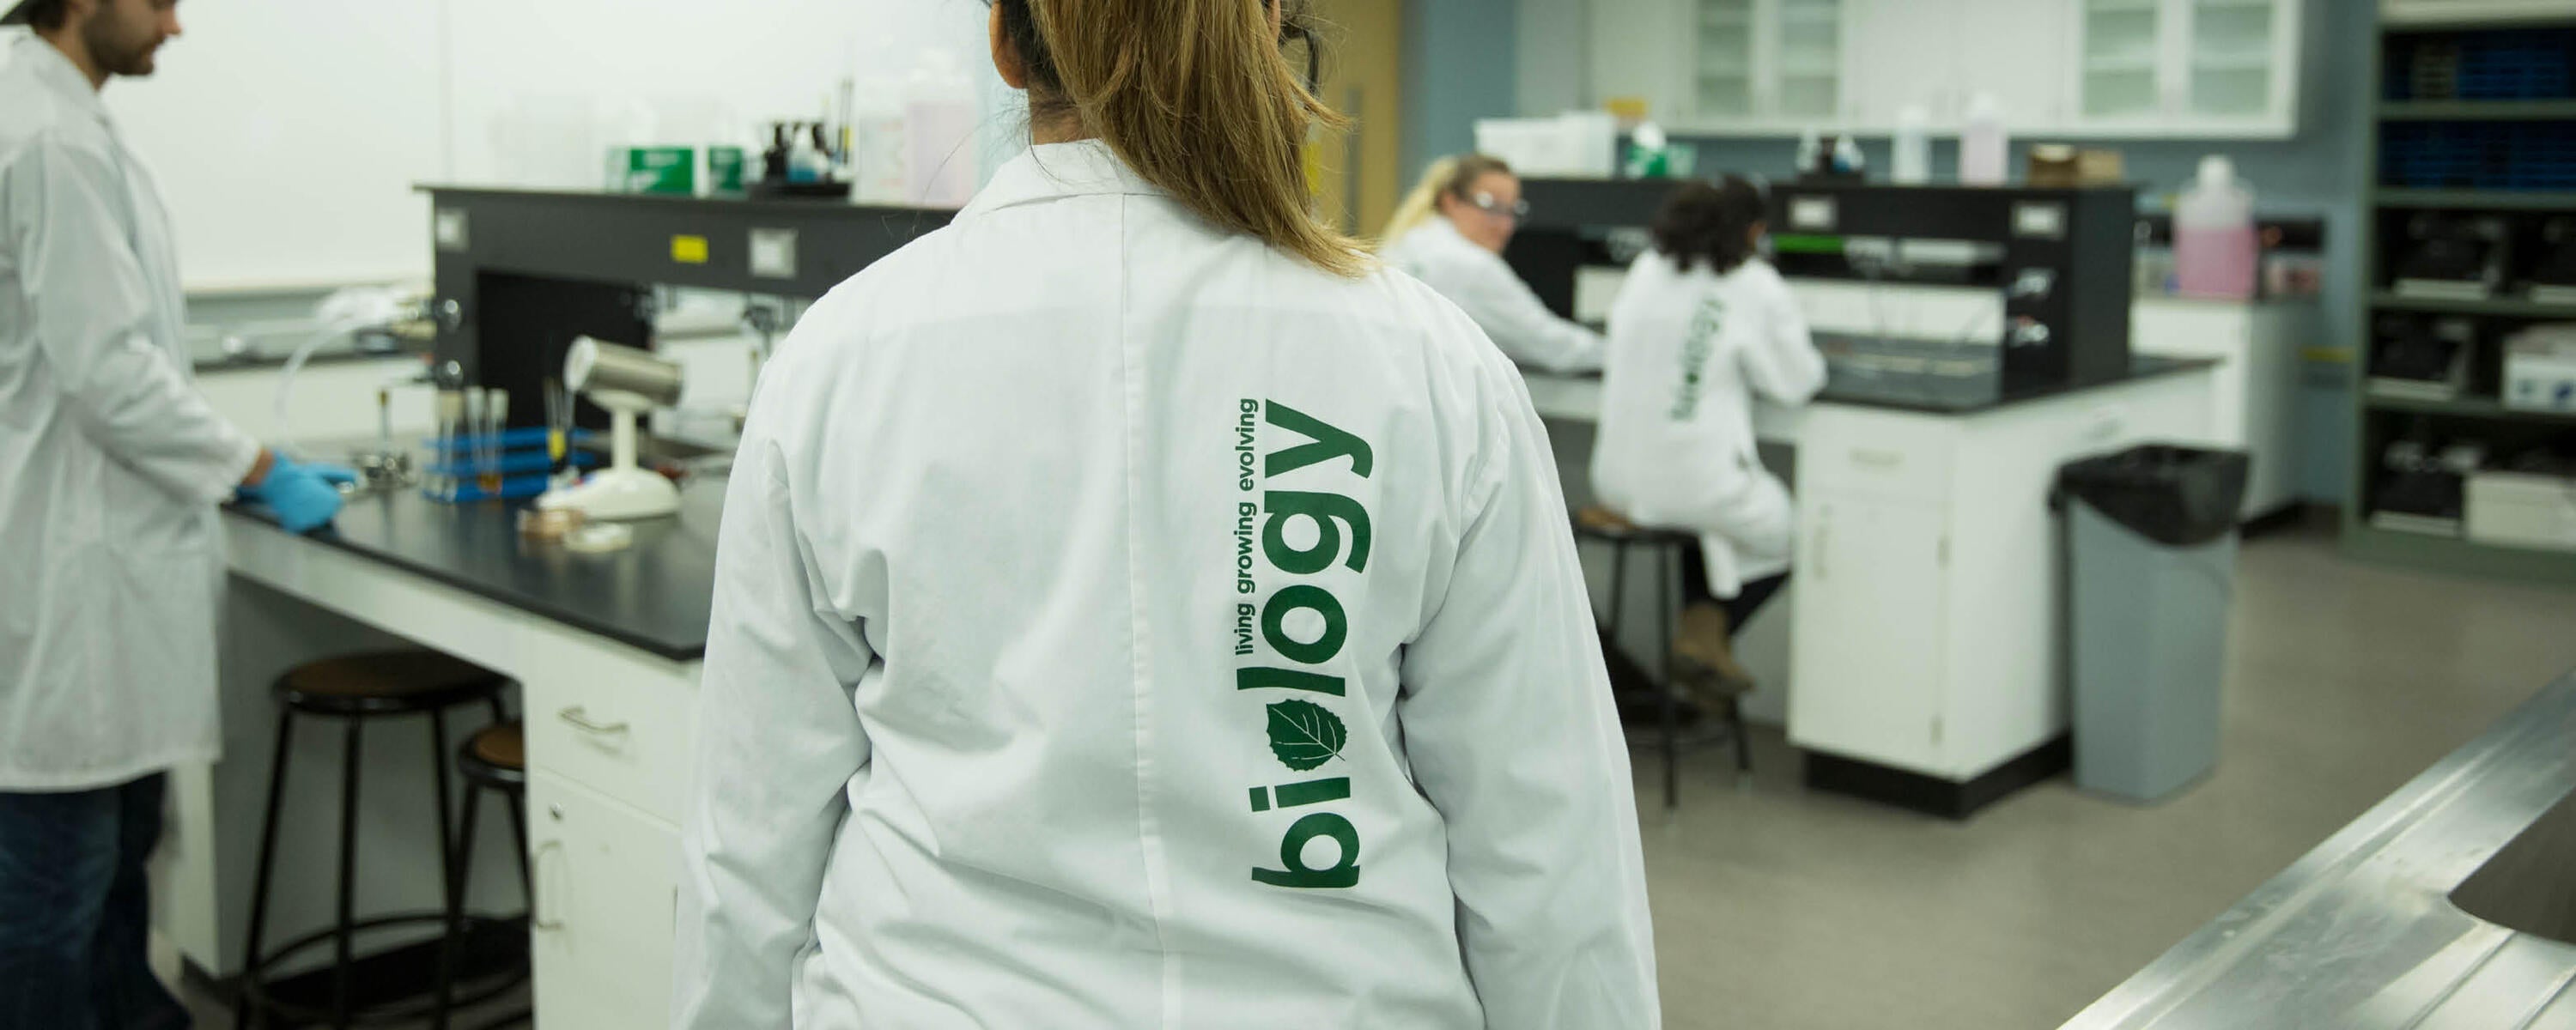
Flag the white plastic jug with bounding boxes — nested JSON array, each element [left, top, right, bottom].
[[1893, 104, 1931, 185], [1959, 93, 2008, 186], [2174, 154, 2258, 300], [905, 48, 981, 208]]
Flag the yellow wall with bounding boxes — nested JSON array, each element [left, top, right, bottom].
[[1308, 0, 1404, 238]]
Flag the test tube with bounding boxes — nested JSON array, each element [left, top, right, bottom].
[[483, 391, 510, 496]]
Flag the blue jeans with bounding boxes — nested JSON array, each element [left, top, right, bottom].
[[0, 773, 192, 1030]]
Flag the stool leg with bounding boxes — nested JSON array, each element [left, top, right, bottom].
[[1603, 540, 1629, 636], [1658, 547, 1679, 811], [331, 718, 364, 1028], [233, 708, 296, 1028], [434, 784, 482, 1030], [1731, 696, 1753, 780], [428, 710, 458, 929]]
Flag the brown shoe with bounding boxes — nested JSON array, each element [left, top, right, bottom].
[[1673, 603, 1755, 697]]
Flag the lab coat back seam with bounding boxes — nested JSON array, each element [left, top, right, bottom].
[[1111, 191, 1182, 1030]]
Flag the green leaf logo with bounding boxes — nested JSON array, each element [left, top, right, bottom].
[[1266, 699, 1348, 772]]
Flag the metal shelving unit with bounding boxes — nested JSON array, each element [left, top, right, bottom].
[[2351, 12, 2576, 582]]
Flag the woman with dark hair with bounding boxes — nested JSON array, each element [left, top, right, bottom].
[[1590, 176, 1826, 691]]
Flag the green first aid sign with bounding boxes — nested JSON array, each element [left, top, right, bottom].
[[1232, 398, 1374, 891], [610, 146, 696, 196]]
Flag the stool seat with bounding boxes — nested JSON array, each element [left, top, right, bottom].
[[458, 722, 525, 788], [1572, 505, 1698, 544], [278, 651, 508, 716]]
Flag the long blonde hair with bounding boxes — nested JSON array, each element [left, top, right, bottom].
[[1377, 153, 1514, 250], [999, 0, 1365, 277]]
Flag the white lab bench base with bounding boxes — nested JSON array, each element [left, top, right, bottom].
[[2130, 297, 2317, 521], [157, 525, 699, 1029], [1528, 365, 2215, 813]]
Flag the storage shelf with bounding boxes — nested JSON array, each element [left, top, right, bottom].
[[2369, 291, 2576, 318], [2341, 523, 2576, 585], [2365, 395, 2576, 423], [2382, 100, 2576, 121], [2375, 188, 2576, 210]]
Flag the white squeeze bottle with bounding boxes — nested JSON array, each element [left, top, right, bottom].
[[905, 48, 981, 208], [2174, 154, 2258, 300], [1893, 103, 1931, 185], [1959, 92, 2008, 186]]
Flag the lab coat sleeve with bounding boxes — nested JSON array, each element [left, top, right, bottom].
[[1740, 276, 1826, 404], [1397, 360, 1660, 1029], [1454, 252, 1607, 374], [673, 431, 875, 1029], [6, 134, 259, 502]]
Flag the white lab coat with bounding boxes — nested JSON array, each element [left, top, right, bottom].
[[1590, 251, 1826, 598], [0, 33, 260, 791], [1382, 216, 1606, 373], [674, 140, 1657, 1029]]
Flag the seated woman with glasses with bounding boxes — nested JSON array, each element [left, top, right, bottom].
[[1377, 154, 1604, 373]]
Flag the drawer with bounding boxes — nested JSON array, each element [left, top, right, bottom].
[[527, 773, 681, 1030], [523, 663, 696, 826], [1801, 423, 1957, 502]]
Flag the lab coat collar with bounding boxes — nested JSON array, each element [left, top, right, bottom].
[[957, 139, 1163, 222], [9, 31, 106, 120]]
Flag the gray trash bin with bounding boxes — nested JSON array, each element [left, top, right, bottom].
[[2057, 445, 2250, 803]]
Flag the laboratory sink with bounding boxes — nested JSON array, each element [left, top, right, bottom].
[[2450, 788, 2576, 946]]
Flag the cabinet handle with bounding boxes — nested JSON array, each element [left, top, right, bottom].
[[532, 841, 566, 931], [557, 706, 630, 737], [1850, 447, 1904, 469], [1813, 514, 1832, 581]]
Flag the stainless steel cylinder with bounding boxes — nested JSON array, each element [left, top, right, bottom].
[[565, 336, 684, 407]]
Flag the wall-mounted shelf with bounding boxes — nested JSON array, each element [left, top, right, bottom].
[[2368, 292, 2576, 318], [2353, 8, 2576, 586], [2374, 188, 2576, 211], [2366, 395, 2576, 424], [2380, 100, 2576, 121]]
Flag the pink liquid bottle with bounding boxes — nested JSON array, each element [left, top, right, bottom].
[[2174, 155, 2258, 300]]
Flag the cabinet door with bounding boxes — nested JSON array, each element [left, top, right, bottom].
[[2178, 0, 2299, 129], [1787, 495, 1950, 774], [1691, 0, 1759, 118], [1592, 0, 1694, 122], [1770, 0, 1848, 120], [527, 774, 681, 1030], [1844, 0, 1959, 127], [1955, 0, 2074, 130], [2076, 0, 2168, 121]]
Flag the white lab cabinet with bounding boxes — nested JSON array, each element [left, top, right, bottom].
[[2130, 297, 2318, 521], [1584, 0, 2300, 138], [1792, 494, 1951, 771], [527, 772, 683, 1030], [1786, 369, 2215, 783], [1592, 0, 1847, 129], [2076, 0, 2301, 137]]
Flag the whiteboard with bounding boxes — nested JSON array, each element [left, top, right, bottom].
[[101, 1, 445, 292], [83, 0, 1002, 293]]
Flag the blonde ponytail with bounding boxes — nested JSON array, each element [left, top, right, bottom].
[[1375, 153, 1516, 251], [1003, 0, 1366, 277]]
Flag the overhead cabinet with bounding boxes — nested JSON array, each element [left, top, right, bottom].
[[1584, 0, 2301, 138]]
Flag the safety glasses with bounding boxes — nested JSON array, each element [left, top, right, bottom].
[[1467, 191, 1530, 221]]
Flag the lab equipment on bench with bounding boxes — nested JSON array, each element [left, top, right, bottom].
[[2057, 445, 2249, 803], [2504, 324, 2576, 411], [536, 337, 686, 520]]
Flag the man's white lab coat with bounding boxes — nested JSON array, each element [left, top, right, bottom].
[[0, 32, 261, 791], [672, 140, 1658, 1029], [1591, 250, 1826, 598], [1382, 216, 1606, 373]]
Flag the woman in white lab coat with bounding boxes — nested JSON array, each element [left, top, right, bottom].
[[1378, 154, 1606, 373], [671, 1, 1657, 1027], [1591, 177, 1826, 684]]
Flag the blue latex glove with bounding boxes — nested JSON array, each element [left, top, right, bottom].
[[241, 457, 354, 534]]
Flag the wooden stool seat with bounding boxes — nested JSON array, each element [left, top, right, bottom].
[[457, 722, 525, 788], [277, 651, 508, 717]]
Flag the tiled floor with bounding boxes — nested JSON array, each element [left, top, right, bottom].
[[173, 521, 2576, 1029]]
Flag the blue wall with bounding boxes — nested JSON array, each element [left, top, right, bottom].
[[1400, 0, 1522, 188]]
